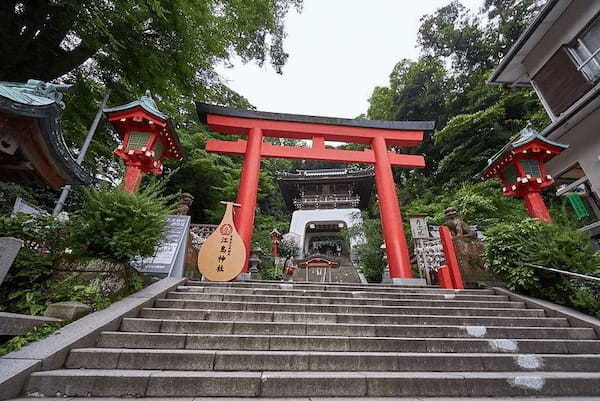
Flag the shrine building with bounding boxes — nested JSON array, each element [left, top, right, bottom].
[[277, 167, 373, 261]]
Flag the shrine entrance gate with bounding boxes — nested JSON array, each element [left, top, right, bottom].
[[197, 103, 435, 283]]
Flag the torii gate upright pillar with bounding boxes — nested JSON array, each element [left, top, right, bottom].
[[197, 103, 434, 283], [372, 136, 413, 280], [235, 127, 263, 274]]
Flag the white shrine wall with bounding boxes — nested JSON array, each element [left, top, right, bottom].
[[284, 208, 366, 260]]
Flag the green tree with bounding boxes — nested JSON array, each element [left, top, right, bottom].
[[366, 86, 394, 121], [1, 1, 302, 84], [0, 0, 303, 189]]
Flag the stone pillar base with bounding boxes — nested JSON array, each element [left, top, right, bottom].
[[381, 265, 392, 284], [392, 278, 427, 286], [236, 272, 251, 281]]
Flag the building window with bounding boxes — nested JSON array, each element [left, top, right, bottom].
[[571, 16, 600, 81], [127, 131, 152, 150], [521, 159, 541, 177]]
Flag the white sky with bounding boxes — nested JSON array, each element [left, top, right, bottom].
[[217, 0, 484, 119]]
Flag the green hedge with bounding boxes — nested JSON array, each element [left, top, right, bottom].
[[485, 219, 600, 318]]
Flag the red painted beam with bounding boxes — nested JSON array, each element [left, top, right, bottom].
[[205, 115, 424, 147], [205, 139, 425, 168]]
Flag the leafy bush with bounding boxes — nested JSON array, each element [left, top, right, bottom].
[[72, 181, 175, 260], [0, 214, 71, 314], [406, 180, 528, 230], [485, 219, 600, 317], [346, 214, 385, 282], [0, 322, 66, 357]]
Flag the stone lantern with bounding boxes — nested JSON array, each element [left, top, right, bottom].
[[480, 126, 568, 223], [104, 91, 184, 193]]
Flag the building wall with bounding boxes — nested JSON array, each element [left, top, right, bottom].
[[515, 0, 600, 198], [523, 1, 600, 79], [545, 107, 600, 196]]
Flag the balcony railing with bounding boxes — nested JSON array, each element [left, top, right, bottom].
[[294, 194, 361, 209]]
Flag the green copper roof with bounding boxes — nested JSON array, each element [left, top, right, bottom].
[[103, 90, 167, 120], [486, 125, 568, 167], [0, 79, 68, 109]]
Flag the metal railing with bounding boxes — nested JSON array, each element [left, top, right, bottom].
[[523, 263, 600, 283]]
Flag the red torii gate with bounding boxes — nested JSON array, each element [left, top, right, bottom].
[[197, 103, 434, 282]]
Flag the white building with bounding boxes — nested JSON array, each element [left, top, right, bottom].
[[277, 168, 372, 261]]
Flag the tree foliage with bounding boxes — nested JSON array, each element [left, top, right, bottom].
[[366, 0, 550, 203], [0, 0, 302, 194]]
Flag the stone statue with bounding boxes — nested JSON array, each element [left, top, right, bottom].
[[174, 193, 194, 215], [443, 207, 499, 287], [444, 207, 476, 239]]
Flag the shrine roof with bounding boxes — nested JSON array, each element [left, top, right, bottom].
[[197, 103, 435, 131], [104, 91, 168, 121], [479, 125, 568, 177], [0, 79, 67, 107], [277, 167, 374, 180], [277, 167, 374, 211], [0, 80, 95, 189], [104, 91, 185, 161]]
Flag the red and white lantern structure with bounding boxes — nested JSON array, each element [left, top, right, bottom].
[[480, 126, 568, 223], [104, 91, 184, 193]]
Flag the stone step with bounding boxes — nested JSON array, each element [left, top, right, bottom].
[[11, 397, 600, 401], [99, 331, 600, 354], [166, 291, 522, 308], [25, 369, 600, 397], [119, 318, 595, 339], [176, 285, 497, 299], [138, 308, 561, 326], [154, 299, 540, 316], [185, 280, 440, 292], [97, 332, 600, 354], [66, 348, 600, 372]]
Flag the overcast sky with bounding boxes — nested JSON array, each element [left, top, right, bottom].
[[217, 0, 484, 119]]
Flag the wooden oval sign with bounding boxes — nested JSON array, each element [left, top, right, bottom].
[[197, 202, 246, 281]]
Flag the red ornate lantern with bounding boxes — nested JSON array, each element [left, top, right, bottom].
[[480, 126, 568, 223], [104, 91, 184, 193]]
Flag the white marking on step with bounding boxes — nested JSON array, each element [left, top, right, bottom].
[[516, 354, 542, 369], [465, 325, 487, 337], [490, 339, 518, 352], [443, 294, 455, 299], [279, 284, 293, 289], [510, 376, 545, 391]]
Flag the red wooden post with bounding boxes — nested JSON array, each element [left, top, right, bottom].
[[123, 166, 143, 193], [523, 191, 552, 223], [372, 136, 413, 280], [437, 265, 453, 289], [234, 127, 263, 273], [439, 226, 464, 289]]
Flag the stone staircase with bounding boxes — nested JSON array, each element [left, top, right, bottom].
[[15, 280, 600, 399]]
